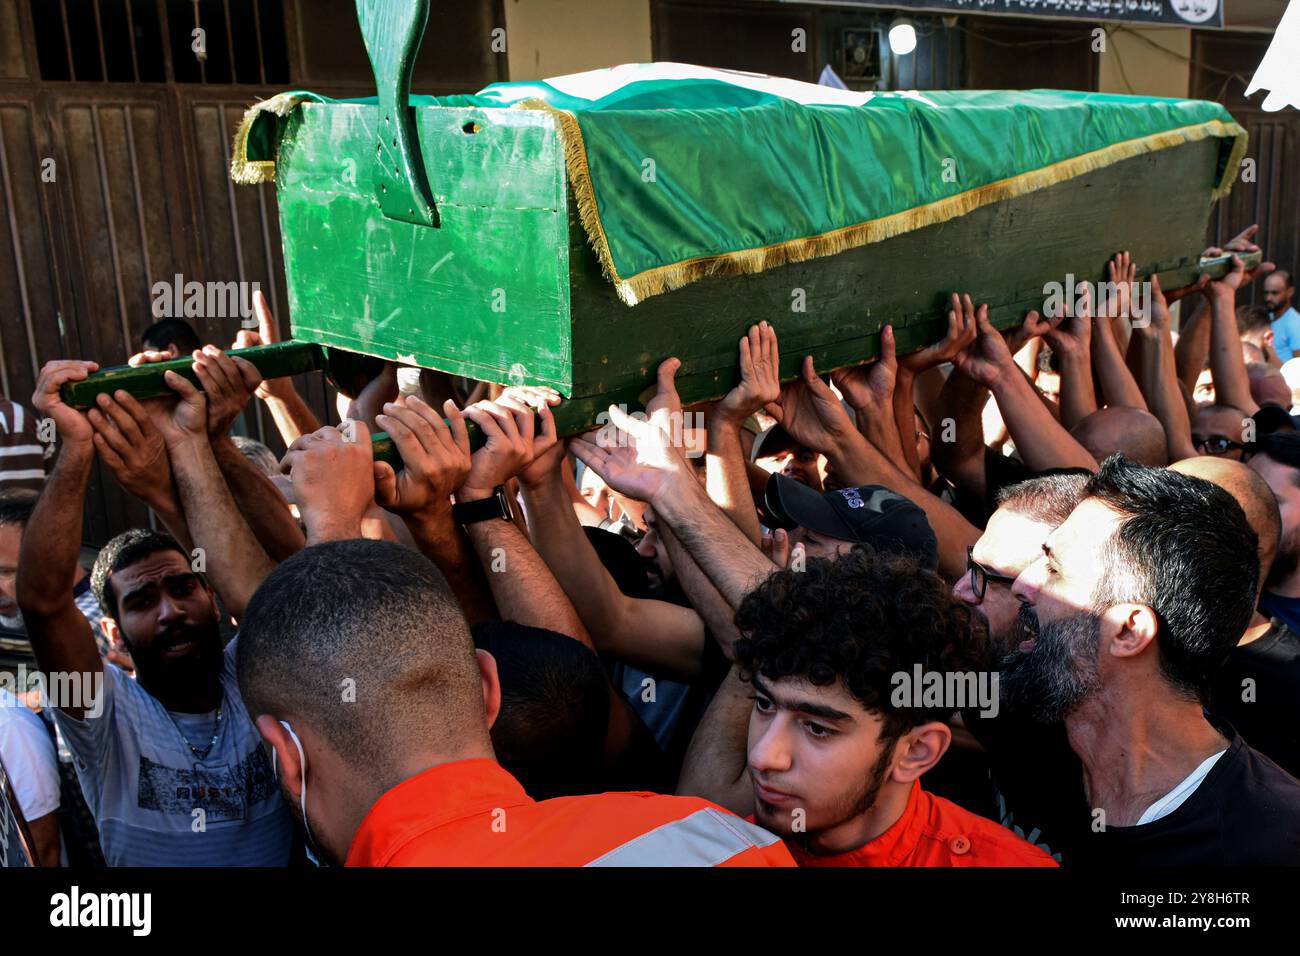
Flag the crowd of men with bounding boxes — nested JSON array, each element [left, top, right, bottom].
[[1, 223, 1299, 868]]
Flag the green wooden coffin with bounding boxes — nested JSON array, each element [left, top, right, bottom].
[[65, 0, 1248, 451]]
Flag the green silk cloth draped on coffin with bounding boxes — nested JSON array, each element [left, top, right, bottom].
[[232, 66, 1245, 306]]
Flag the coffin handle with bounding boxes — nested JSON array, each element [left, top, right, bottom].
[[356, 0, 439, 227]]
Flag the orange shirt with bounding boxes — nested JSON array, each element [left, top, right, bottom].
[[778, 782, 1058, 867], [346, 758, 796, 867]]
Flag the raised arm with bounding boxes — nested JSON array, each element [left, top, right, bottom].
[[156, 371, 275, 623], [764, 349, 979, 582], [457, 397, 593, 645], [191, 346, 307, 561], [832, 325, 912, 469], [953, 304, 1098, 473], [1091, 252, 1149, 411], [232, 290, 320, 446], [17, 361, 104, 716], [1206, 255, 1259, 416], [87, 389, 193, 550], [372, 393, 495, 625], [651, 353, 764, 656], [677, 665, 756, 813], [572, 404, 780, 610], [709, 324, 781, 544], [1042, 285, 1097, 430], [519, 422, 709, 682], [1174, 296, 1212, 397], [890, 301, 979, 479], [1132, 273, 1198, 463]]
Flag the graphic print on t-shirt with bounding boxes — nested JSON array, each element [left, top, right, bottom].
[[136, 748, 278, 823]]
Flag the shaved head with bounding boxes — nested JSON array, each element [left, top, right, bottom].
[[1248, 363, 1293, 410], [1171, 456, 1281, 585], [1070, 406, 1168, 467], [236, 539, 493, 781]]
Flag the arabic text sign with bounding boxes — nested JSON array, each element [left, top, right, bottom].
[[830, 0, 1222, 28]]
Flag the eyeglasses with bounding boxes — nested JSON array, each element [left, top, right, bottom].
[[1192, 434, 1245, 456], [966, 546, 1018, 602]]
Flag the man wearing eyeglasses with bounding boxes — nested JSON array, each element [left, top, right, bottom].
[[1192, 403, 1249, 460]]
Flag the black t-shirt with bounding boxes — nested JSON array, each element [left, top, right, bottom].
[[1208, 620, 1300, 779], [967, 709, 1300, 866], [1080, 725, 1300, 867]]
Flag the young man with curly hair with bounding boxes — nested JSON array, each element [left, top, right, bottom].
[[678, 546, 1055, 867]]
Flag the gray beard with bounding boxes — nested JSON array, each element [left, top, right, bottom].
[[999, 604, 1103, 724]]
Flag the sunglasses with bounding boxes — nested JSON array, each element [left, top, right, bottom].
[[1192, 434, 1245, 456], [966, 546, 1018, 602]]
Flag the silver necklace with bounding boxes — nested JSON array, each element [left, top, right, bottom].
[[170, 701, 224, 761]]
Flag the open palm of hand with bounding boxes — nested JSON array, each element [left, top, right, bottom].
[[717, 322, 781, 423], [572, 405, 689, 506]]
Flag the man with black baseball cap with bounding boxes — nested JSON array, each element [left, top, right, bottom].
[[762, 473, 940, 570]]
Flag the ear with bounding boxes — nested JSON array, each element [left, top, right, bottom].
[[1104, 603, 1159, 659], [890, 721, 952, 784], [475, 648, 502, 730], [256, 714, 302, 801], [100, 616, 124, 651]]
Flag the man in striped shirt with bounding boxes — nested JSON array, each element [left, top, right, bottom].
[[0, 490, 118, 665], [0, 398, 47, 492]]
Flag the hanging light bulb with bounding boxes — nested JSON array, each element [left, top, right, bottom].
[[888, 18, 918, 56]]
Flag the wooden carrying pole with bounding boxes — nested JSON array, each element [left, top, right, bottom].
[[58, 251, 1261, 469]]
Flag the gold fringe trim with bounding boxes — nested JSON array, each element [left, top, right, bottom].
[[514, 102, 1245, 307], [230, 92, 308, 185]]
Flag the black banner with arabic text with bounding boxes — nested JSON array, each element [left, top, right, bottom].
[[809, 0, 1222, 28]]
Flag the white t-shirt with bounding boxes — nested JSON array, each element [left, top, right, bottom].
[[0, 687, 60, 823]]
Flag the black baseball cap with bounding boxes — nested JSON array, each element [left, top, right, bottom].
[[763, 474, 939, 570]]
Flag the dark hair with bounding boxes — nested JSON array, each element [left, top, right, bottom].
[[995, 471, 1090, 526], [236, 539, 484, 775], [1256, 430, 1300, 469], [1251, 405, 1297, 442], [0, 489, 39, 528], [583, 526, 651, 599], [733, 546, 987, 743], [90, 528, 190, 618], [140, 317, 201, 355], [472, 620, 609, 800], [1236, 304, 1272, 336], [1085, 456, 1258, 702]]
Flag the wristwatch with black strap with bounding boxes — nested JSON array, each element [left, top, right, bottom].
[[453, 484, 512, 526]]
